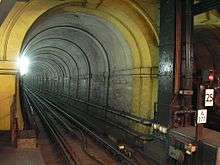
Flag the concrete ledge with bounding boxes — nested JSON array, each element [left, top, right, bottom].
[[17, 130, 37, 149]]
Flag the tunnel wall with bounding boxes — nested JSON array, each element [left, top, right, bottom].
[[0, 0, 159, 131]]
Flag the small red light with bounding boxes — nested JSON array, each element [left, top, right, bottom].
[[208, 74, 214, 81]]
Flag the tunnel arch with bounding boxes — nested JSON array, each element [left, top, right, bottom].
[[1, 0, 159, 132], [194, 25, 220, 72], [193, 25, 220, 131]]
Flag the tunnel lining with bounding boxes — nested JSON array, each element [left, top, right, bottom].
[[18, 3, 159, 135], [0, 0, 159, 132], [22, 13, 133, 111]]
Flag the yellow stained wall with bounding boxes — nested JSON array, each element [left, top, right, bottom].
[[0, 75, 15, 130], [0, 0, 159, 132], [194, 10, 220, 26], [0, 0, 80, 131]]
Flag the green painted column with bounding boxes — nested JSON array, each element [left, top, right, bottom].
[[157, 0, 176, 127]]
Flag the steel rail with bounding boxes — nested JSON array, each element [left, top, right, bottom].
[[24, 91, 78, 165], [34, 88, 151, 141], [25, 87, 136, 165], [26, 85, 152, 126], [27, 90, 105, 165], [22, 91, 38, 131], [24, 84, 153, 143]]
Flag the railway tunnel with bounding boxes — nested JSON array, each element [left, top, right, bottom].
[[20, 3, 159, 135], [194, 25, 220, 131], [1, 0, 220, 165]]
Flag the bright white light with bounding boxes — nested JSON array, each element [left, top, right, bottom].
[[118, 144, 125, 150], [163, 62, 172, 73], [17, 56, 30, 76]]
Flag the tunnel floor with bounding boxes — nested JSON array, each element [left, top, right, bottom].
[[2, 1, 220, 164], [0, 86, 156, 165], [0, 118, 154, 165], [4, 4, 158, 164], [0, 132, 44, 165]]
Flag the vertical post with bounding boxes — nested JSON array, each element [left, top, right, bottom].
[[181, 0, 194, 126], [196, 85, 205, 141], [184, 0, 194, 97], [157, 0, 176, 126], [174, 0, 182, 94]]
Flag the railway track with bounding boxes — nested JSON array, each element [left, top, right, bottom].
[[24, 90, 79, 164], [26, 86, 152, 143], [23, 92, 71, 164], [23, 87, 144, 165], [27, 88, 156, 163]]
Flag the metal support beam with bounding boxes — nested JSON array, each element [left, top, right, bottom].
[[157, 0, 176, 127]]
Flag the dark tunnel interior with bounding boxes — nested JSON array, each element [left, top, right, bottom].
[[20, 9, 220, 140], [1, 1, 220, 164], [20, 9, 152, 144], [194, 25, 220, 131], [194, 25, 220, 73]]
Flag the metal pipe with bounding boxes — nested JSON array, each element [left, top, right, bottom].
[[196, 85, 205, 141], [174, 0, 182, 94], [29, 87, 152, 126], [173, 110, 196, 115], [185, 0, 193, 92], [184, 0, 194, 126], [67, 95, 152, 126]]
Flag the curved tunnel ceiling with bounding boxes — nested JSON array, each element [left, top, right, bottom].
[[20, 3, 159, 133], [194, 25, 220, 106], [194, 25, 220, 72], [22, 11, 134, 112]]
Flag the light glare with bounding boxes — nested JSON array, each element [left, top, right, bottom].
[[17, 56, 30, 76]]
